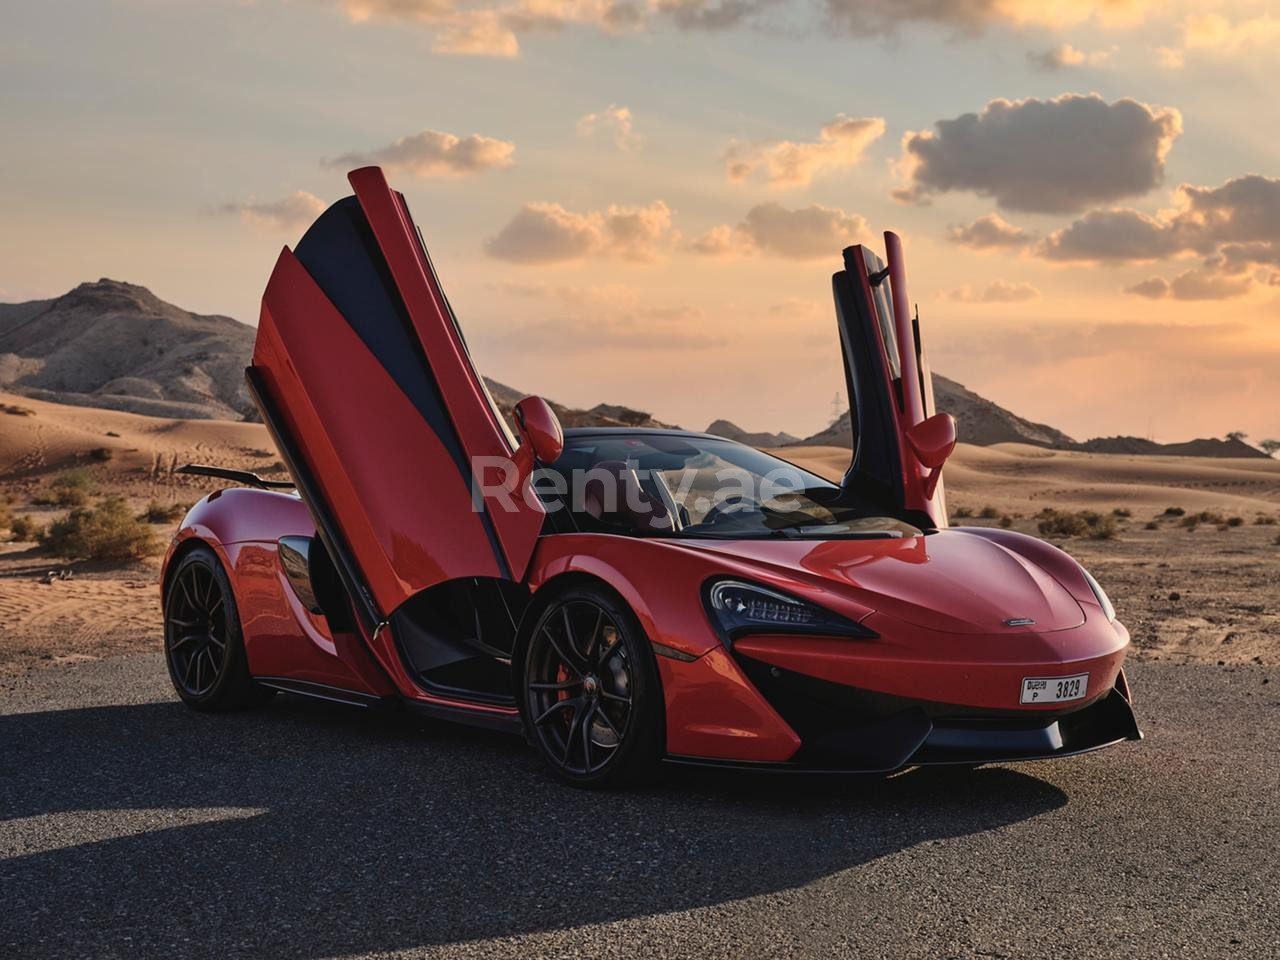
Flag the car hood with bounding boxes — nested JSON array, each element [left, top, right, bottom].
[[674, 529, 1085, 635]]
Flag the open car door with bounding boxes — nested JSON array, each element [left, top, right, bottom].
[[249, 167, 546, 645], [831, 233, 951, 528]]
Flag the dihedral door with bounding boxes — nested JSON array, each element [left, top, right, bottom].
[[832, 232, 947, 527], [249, 167, 545, 629]]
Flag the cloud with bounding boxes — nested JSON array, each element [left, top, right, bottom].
[[324, 129, 515, 176], [220, 191, 326, 230], [1037, 208, 1183, 263], [484, 200, 675, 263], [822, 0, 1156, 37], [1160, 13, 1280, 68], [1038, 175, 1280, 266], [1124, 268, 1253, 301], [1123, 277, 1169, 299], [577, 104, 641, 150], [338, 0, 642, 58], [653, 0, 771, 29], [724, 115, 885, 188], [691, 202, 870, 260], [943, 280, 1041, 303], [1026, 43, 1110, 69], [339, 0, 456, 24], [894, 94, 1182, 214], [432, 10, 520, 55], [946, 213, 1031, 250]]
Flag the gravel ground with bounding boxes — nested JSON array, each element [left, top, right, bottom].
[[1, 654, 1277, 959]]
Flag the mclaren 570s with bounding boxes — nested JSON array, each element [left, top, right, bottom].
[[161, 166, 1140, 786]]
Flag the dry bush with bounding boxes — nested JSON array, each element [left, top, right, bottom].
[[139, 500, 188, 524], [9, 516, 44, 542], [1180, 510, 1226, 531], [999, 516, 1013, 528], [1227, 516, 1244, 527], [1163, 506, 1185, 517], [952, 505, 973, 519], [1256, 515, 1278, 526], [1037, 510, 1117, 540], [88, 446, 114, 462], [1, 403, 35, 416], [1112, 508, 1132, 518], [33, 469, 96, 507], [1144, 520, 1159, 530], [978, 505, 999, 519], [40, 497, 157, 561]]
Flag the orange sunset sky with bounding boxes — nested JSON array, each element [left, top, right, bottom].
[[2, 1, 1278, 443]]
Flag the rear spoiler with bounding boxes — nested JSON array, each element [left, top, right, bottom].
[[176, 463, 295, 490]]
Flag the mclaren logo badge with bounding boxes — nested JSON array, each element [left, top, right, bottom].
[[1004, 617, 1037, 627]]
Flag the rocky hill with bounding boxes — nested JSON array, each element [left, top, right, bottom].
[[705, 419, 799, 447], [799, 374, 1075, 449], [0, 279, 257, 420]]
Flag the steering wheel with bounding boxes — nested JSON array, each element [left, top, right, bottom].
[[699, 495, 759, 527]]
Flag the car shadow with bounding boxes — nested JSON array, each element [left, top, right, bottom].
[[1, 693, 1067, 957]]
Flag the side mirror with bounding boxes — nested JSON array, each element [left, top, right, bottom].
[[514, 396, 564, 465], [905, 413, 957, 470]]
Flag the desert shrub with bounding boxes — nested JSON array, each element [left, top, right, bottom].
[[952, 505, 973, 519], [1275, 532, 1280, 546], [264, 461, 287, 474], [1, 403, 35, 416], [33, 469, 96, 507], [1037, 510, 1117, 540], [88, 447, 114, 462], [999, 516, 1013, 528], [1145, 520, 1159, 530], [40, 497, 157, 561], [1112, 508, 1132, 518], [1227, 516, 1244, 527], [1163, 506, 1185, 517], [1180, 510, 1226, 531], [0, 502, 10, 530], [1256, 515, 1277, 526], [978, 505, 999, 519], [9, 516, 43, 541], [139, 500, 188, 524]]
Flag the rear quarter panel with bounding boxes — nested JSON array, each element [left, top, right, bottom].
[[165, 488, 391, 696]]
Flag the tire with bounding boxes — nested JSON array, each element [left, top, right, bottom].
[[521, 584, 664, 788], [163, 544, 274, 711]]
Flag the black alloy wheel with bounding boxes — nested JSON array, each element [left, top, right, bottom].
[[523, 586, 663, 786], [164, 545, 271, 710]]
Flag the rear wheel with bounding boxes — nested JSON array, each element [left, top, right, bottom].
[[522, 586, 663, 787], [164, 545, 272, 711]]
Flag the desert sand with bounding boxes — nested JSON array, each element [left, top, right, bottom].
[[2, 390, 1277, 686]]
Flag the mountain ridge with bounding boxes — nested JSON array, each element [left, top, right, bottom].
[[0, 280, 1268, 458]]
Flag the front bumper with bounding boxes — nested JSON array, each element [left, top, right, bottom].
[[683, 654, 1140, 772], [657, 621, 1140, 772]]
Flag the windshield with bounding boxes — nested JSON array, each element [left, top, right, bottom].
[[541, 433, 922, 540]]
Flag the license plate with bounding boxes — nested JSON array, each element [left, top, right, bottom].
[[1021, 673, 1088, 704]]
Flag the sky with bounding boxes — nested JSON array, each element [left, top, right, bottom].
[[1, 0, 1278, 443]]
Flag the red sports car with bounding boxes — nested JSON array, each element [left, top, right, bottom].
[[161, 166, 1140, 785]]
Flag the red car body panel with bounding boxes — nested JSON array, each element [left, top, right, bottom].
[[161, 166, 1140, 773]]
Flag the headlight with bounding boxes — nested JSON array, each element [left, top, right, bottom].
[[704, 579, 876, 639], [1081, 567, 1116, 622]]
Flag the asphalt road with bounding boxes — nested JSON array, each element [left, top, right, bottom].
[[2, 654, 1276, 959]]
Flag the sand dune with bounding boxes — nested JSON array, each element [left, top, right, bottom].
[[0, 390, 277, 487], [779, 443, 1280, 516]]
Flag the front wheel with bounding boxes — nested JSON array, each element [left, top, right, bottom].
[[522, 586, 663, 787], [164, 545, 273, 711]]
